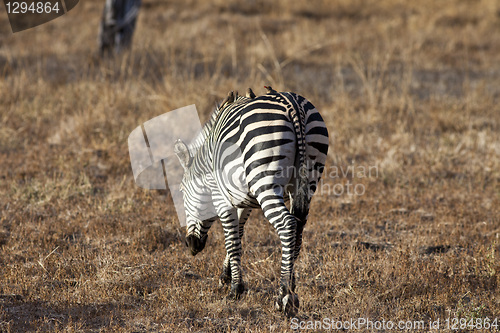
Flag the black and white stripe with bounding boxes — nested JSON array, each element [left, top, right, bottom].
[[174, 87, 329, 316]]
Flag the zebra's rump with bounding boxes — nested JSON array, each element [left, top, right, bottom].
[[210, 92, 328, 208]]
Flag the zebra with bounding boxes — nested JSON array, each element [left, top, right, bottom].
[[174, 86, 329, 316]]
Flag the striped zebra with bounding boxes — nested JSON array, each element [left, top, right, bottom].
[[174, 87, 329, 316]]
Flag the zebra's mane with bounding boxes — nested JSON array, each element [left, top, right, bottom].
[[186, 103, 221, 156], [187, 91, 250, 156]]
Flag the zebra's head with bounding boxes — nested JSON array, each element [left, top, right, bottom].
[[185, 232, 208, 256], [174, 139, 211, 256]]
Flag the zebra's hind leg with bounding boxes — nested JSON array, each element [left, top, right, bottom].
[[291, 216, 308, 292], [219, 208, 251, 288], [274, 214, 300, 317], [219, 208, 247, 299], [257, 190, 300, 317]]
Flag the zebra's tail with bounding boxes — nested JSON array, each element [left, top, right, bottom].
[[286, 93, 309, 223]]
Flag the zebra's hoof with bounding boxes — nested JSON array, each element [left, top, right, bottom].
[[275, 293, 299, 317], [228, 283, 245, 300]]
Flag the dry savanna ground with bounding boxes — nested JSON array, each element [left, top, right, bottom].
[[1, 0, 500, 331]]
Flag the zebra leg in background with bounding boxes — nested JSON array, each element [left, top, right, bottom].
[[257, 189, 300, 317], [219, 208, 246, 299], [220, 208, 252, 287], [98, 0, 142, 56]]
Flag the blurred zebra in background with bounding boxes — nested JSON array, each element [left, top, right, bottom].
[[98, 0, 142, 56], [174, 87, 329, 316]]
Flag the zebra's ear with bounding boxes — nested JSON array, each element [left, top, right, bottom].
[[174, 139, 192, 170]]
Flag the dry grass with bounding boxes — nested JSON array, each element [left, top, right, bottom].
[[1, 0, 500, 331]]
